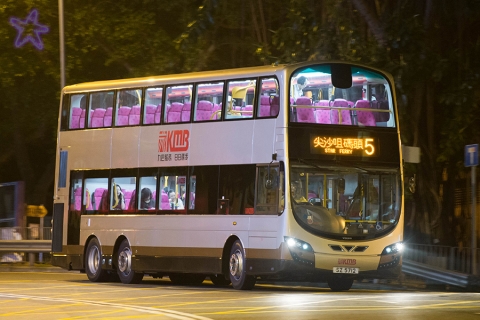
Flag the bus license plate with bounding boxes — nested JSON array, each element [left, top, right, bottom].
[[333, 267, 359, 274]]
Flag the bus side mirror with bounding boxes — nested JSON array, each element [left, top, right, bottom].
[[408, 175, 416, 193]]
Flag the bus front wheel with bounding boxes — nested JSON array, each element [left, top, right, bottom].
[[116, 239, 144, 284], [85, 238, 108, 282], [228, 240, 256, 290]]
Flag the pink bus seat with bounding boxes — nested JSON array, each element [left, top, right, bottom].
[[74, 188, 82, 211], [244, 105, 253, 116], [314, 100, 331, 124], [259, 96, 271, 117], [331, 99, 352, 125], [79, 109, 88, 128], [295, 96, 315, 123], [123, 190, 133, 209], [355, 100, 376, 127], [167, 102, 183, 123], [195, 100, 214, 121], [154, 104, 162, 124], [161, 190, 170, 210], [371, 100, 390, 122], [70, 108, 82, 129], [93, 188, 107, 209], [127, 189, 136, 211], [104, 107, 112, 127], [270, 96, 280, 117], [116, 106, 131, 126], [212, 103, 221, 119], [90, 108, 106, 128], [128, 105, 141, 126], [74, 187, 92, 211], [181, 102, 191, 122], [144, 104, 156, 124]]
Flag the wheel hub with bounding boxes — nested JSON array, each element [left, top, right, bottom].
[[118, 248, 132, 274], [229, 249, 243, 278]]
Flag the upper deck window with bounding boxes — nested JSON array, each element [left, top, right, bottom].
[[289, 64, 396, 128], [225, 79, 257, 120], [164, 84, 193, 124], [88, 91, 114, 128], [144, 87, 163, 125], [194, 81, 224, 122], [257, 77, 280, 118], [115, 89, 143, 127]]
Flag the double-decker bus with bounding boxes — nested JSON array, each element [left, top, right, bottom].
[[52, 61, 403, 291]]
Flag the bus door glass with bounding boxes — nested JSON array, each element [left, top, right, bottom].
[[255, 165, 280, 214]]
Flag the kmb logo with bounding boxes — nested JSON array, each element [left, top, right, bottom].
[[337, 259, 356, 265], [158, 130, 189, 152]]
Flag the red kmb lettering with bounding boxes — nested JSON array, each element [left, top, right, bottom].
[[337, 259, 357, 265]]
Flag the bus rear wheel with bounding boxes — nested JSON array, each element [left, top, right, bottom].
[[85, 238, 108, 282], [116, 239, 144, 284], [229, 240, 256, 290], [327, 277, 354, 291]]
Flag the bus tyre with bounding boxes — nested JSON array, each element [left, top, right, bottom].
[[116, 239, 144, 284], [85, 238, 108, 282], [210, 274, 231, 286], [229, 240, 256, 290], [327, 277, 354, 291]]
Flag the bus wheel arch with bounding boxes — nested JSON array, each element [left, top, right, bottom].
[[85, 236, 108, 282], [228, 238, 256, 290], [115, 238, 144, 284]]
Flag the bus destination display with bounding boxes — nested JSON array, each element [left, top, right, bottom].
[[311, 136, 377, 157]]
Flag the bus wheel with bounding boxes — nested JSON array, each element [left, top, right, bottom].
[[85, 238, 108, 282], [327, 277, 354, 291], [229, 240, 256, 290], [210, 274, 231, 286], [116, 239, 144, 284]]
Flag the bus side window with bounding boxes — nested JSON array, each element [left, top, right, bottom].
[[69, 94, 87, 130], [194, 81, 224, 122], [110, 177, 136, 212], [139, 176, 157, 211], [165, 84, 192, 124], [258, 77, 279, 118], [226, 79, 256, 120], [84, 177, 108, 214], [158, 173, 187, 211], [116, 89, 142, 127]]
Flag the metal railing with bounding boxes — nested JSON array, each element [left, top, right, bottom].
[[0, 227, 52, 265], [403, 243, 480, 289], [0, 227, 52, 241], [404, 243, 480, 275]]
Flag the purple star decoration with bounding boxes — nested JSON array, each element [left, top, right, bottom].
[[10, 9, 49, 50]]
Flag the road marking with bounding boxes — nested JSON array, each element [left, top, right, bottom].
[[0, 293, 212, 320]]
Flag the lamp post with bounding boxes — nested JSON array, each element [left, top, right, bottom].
[[58, 0, 65, 89]]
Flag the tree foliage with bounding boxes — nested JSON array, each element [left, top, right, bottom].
[[1, 0, 479, 245]]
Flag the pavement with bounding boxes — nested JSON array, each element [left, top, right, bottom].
[[0, 261, 433, 291]]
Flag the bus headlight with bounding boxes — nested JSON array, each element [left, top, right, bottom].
[[284, 237, 315, 267], [381, 242, 404, 255], [284, 237, 313, 252]]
